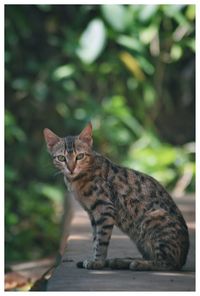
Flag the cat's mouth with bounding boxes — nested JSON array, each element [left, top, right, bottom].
[[62, 167, 79, 177]]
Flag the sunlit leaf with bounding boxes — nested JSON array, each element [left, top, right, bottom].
[[162, 5, 185, 17], [117, 35, 144, 52], [162, 5, 188, 26], [140, 25, 157, 44], [185, 38, 195, 51], [186, 5, 195, 21], [138, 5, 158, 22], [76, 19, 106, 64], [170, 44, 183, 60], [53, 64, 75, 80], [101, 5, 131, 32], [120, 51, 145, 81], [37, 184, 63, 202], [74, 108, 87, 120], [137, 56, 155, 75], [102, 95, 144, 136], [152, 169, 176, 185], [143, 83, 156, 107]]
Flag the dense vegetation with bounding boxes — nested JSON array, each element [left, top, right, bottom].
[[5, 5, 195, 263]]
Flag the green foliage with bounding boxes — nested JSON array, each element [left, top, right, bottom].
[[124, 135, 195, 190], [5, 4, 195, 263]]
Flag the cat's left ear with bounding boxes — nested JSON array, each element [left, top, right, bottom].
[[79, 122, 93, 146]]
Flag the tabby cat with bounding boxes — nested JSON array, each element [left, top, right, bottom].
[[43, 122, 189, 271]]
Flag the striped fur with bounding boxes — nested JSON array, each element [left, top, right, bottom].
[[44, 123, 189, 271], [64, 136, 75, 154]]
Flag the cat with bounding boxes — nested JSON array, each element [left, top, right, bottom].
[[43, 122, 189, 271]]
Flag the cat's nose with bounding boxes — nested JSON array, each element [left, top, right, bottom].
[[66, 161, 75, 174], [68, 168, 74, 174]]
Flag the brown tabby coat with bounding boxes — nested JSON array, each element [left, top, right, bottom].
[[43, 122, 189, 271]]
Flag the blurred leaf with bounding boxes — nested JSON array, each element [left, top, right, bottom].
[[138, 5, 158, 22], [37, 183, 63, 203], [185, 38, 195, 51], [74, 108, 87, 120], [56, 103, 70, 118], [152, 169, 176, 185], [33, 81, 48, 101], [140, 25, 157, 44], [186, 5, 195, 21], [117, 35, 144, 52], [102, 95, 144, 136], [143, 83, 156, 107], [37, 5, 52, 12], [162, 5, 185, 17], [76, 18, 106, 64], [173, 24, 191, 42], [5, 110, 26, 142], [120, 51, 145, 81], [162, 5, 189, 26], [6, 213, 19, 225], [12, 78, 30, 91], [137, 56, 155, 75], [52, 64, 75, 80], [101, 5, 131, 32], [5, 165, 18, 182], [170, 44, 183, 60]]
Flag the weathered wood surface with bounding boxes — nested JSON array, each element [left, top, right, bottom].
[[47, 195, 195, 291]]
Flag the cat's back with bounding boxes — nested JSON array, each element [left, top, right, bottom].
[[89, 153, 188, 231], [104, 159, 183, 220]]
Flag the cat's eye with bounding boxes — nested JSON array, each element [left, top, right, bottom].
[[57, 155, 66, 162], [76, 153, 84, 161]]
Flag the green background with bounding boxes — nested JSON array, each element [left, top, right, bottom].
[[5, 4, 195, 263]]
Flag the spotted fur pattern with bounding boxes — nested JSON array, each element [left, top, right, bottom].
[[43, 123, 189, 271]]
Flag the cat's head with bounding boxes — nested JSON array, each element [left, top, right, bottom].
[[43, 122, 94, 177]]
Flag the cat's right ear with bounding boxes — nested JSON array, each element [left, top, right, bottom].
[[43, 128, 60, 153], [79, 122, 93, 146]]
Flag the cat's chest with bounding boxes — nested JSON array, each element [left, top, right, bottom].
[[64, 176, 97, 208]]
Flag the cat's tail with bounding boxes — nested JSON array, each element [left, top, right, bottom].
[[106, 258, 180, 271]]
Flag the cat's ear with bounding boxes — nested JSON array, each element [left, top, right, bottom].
[[79, 122, 93, 146], [43, 128, 60, 152]]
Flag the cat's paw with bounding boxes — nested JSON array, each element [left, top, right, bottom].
[[77, 259, 105, 269]]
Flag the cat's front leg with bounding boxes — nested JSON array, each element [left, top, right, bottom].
[[77, 207, 115, 269]]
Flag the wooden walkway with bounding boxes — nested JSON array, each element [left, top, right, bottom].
[[47, 195, 195, 291]]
